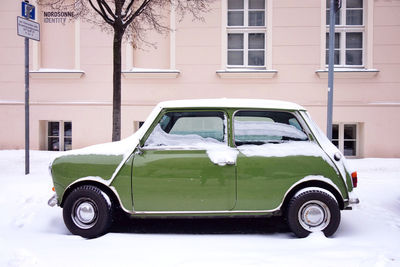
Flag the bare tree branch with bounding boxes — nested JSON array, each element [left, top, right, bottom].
[[88, 0, 114, 25], [123, 0, 152, 28], [37, 0, 214, 141], [97, 0, 117, 21], [122, 0, 135, 19]]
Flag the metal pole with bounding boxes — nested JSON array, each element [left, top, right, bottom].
[[25, 36, 30, 175], [327, 0, 336, 141]]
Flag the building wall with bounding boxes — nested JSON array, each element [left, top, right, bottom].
[[0, 0, 399, 157]]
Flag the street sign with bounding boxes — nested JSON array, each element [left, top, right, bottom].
[[21, 2, 35, 20], [19, 1, 38, 174], [17, 16, 40, 41]]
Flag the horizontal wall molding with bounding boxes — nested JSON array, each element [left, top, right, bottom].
[[122, 69, 180, 79], [2, 101, 399, 108], [30, 70, 85, 79], [316, 69, 379, 79], [0, 101, 157, 107], [216, 70, 278, 79]]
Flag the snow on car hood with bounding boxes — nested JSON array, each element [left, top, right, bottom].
[[50, 103, 163, 163], [53, 132, 140, 160]]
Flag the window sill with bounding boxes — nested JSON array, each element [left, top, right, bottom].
[[122, 68, 180, 79], [216, 69, 278, 79], [315, 69, 379, 79], [30, 69, 85, 79]]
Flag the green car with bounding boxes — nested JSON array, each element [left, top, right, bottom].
[[48, 99, 359, 238]]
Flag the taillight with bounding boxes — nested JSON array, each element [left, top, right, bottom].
[[351, 172, 358, 188]]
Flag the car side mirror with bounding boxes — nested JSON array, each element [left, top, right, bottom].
[[135, 144, 144, 155]]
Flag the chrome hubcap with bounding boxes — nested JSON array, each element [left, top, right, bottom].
[[77, 202, 95, 223], [298, 200, 331, 232], [72, 199, 98, 229]]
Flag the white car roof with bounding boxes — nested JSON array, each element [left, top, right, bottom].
[[158, 98, 306, 111]]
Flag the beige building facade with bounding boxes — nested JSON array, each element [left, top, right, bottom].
[[1, 0, 399, 157]]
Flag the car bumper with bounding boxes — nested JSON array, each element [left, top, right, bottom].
[[349, 197, 360, 205], [344, 191, 360, 209], [48, 194, 58, 207]]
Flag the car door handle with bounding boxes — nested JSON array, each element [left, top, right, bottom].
[[217, 160, 235, 166]]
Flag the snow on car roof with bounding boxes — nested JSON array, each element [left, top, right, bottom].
[[158, 98, 306, 111]]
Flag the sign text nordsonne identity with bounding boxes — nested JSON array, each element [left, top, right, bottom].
[[43, 11, 74, 24]]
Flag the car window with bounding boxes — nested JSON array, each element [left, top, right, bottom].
[[145, 111, 226, 147], [169, 116, 224, 141], [234, 110, 308, 146]]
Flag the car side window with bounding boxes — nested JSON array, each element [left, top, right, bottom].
[[234, 110, 308, 146], [145, 111, 226, 147]]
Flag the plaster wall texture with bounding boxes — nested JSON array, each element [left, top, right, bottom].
[[0, 0, 399, 157]]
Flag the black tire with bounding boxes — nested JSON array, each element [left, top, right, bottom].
[[286, 189, 340, 238], [63, 185, 113, 238]]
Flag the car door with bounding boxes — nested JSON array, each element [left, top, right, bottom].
[[131, 110, 237, 212], [232, 110, 338, 211]]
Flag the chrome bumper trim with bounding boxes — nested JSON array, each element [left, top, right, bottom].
[[48, 194, 58, 207], [349, 198, 360, 205]]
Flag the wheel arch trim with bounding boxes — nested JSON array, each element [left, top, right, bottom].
[[280, 176, 345, 212], [60, 176, 131, 214]]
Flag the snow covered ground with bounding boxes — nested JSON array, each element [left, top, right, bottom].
[[0, 150, 399, 267]]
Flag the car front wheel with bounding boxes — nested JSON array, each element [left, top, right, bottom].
[[286, 189, 340, 238], [63, 185, 113, 238]]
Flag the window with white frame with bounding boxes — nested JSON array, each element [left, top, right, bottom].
[[326, 0, 364, 67], [332, 123, 358, 157], [227, 0, 266, 68], [47, 121, 72, 151], [133, 121, 145, 132]]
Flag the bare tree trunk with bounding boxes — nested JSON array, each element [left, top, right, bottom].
[[112, 27, 123, 142]]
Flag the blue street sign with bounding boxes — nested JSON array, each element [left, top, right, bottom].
[[21, 2, 35, 20]]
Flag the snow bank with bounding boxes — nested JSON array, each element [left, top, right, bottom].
[[0, 150, 400, 267]]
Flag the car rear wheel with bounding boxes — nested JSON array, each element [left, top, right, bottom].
[[63, 185, 113, 238], [286, 189, 340, 238]]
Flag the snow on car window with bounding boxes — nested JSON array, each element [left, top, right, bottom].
[[145, 124, 224, 147], [238, 141, 327, 158], [169, 116, 224, 142], [145, 111, 227, 147], [144, 124, 238, 166], [234, 110, 307, 145], [235, 120, 307, 143], [144, 111, 238, 166]]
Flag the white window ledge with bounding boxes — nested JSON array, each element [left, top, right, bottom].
[[122, 68, 180, 79], [30, 69, 85, 79], [216, 69, 278, 79], [316, 69, 379, 79]]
